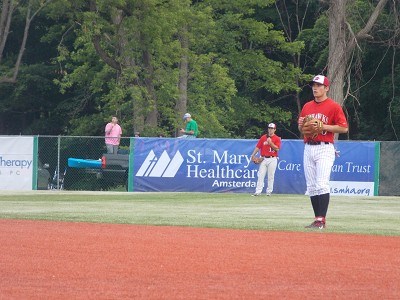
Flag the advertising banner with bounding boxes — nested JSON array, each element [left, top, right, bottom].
[[132, 138, 378, 196], [133, 138, 256, 193], [0, 136, 34, 190], [328, 141, 377, 196]]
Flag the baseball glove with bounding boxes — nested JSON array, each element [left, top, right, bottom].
[[252, 156, 264, 164], [301, 115, 324, 138]]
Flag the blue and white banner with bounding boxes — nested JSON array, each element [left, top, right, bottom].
[[132, 138, 378, 196], [328, 141, 377, 196], [133, 138, 257, 193]]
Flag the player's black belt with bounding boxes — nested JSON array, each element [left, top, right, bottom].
[[262, 155, 276, 158], [306, 141, 331, 145]]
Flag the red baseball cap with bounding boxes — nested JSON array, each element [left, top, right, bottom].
[[312, 75, 330, 87]]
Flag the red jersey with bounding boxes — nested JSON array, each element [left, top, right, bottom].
[[256, 134, 281, 157], [299, 98, 348, 143]]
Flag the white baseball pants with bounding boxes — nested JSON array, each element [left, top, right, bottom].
[[255, 157, 278, 194], [303, 143, 335, 196]]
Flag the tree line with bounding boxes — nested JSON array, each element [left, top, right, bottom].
[[0, 0, 399, 141]]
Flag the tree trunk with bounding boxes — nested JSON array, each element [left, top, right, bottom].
[[327, 0, 389, 139], [11, 6, 32, 83], [327, 0, 389, 107], [113, 8, 144, 135], [327, 0, 347, 106], [0, 0, 53, 83], [0, 0, 15, 64], [142, 49, 158, 128], [176, 25, 189, 127], [89, 1, 121, 71]]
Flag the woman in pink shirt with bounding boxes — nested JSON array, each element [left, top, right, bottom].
[[105, 116, 122, 154]]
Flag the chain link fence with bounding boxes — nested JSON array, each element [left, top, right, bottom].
[[38, 136, 131, 191]]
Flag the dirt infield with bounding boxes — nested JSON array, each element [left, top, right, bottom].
[[1, 219, 399, 299]]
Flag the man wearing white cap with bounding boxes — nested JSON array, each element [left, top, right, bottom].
[[298, 75, 348, 229], [250, 122, 281, 196], [179, 113, 199, 138]]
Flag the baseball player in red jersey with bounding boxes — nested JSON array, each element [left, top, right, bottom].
[[298, 75, 348, 229], [250, 123, 281, 196]]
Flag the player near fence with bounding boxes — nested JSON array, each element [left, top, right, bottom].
[[105, 116, 122, 154], [298, 75, 348, 229], [250, 123, 281, 196]]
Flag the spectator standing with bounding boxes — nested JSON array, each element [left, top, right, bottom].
[[105, 116, 122, 154], [179, 113, 199, 138]]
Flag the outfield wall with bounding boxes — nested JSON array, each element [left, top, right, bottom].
[[132, 138, 378, 196], [0, 136, 389, 196]]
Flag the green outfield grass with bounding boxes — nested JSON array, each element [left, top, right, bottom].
[[0, 191, 399, 236]]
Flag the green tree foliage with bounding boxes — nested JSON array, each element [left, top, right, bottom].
[[200, 0, 304, 137], [1, 0, 398, 141], [0, 2, 69, 135], [48, 0, 304, 138], [296, 0, 399, 141]]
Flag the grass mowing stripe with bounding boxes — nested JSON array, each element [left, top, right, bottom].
[[0, 192, 399, 236]]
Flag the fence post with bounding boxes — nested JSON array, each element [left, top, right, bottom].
[[128, 137, 134, 192], [32, 136, 39, 190], [56, 136, 61, 189]]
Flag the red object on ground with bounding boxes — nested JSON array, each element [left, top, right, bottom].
[[1, 219, 399, 299]]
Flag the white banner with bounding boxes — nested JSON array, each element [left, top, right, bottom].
[[330, 181, 375, 197], [0, 136, 34, 190]]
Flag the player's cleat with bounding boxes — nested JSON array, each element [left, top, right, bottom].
[[251, 193, 261, 196], [266, 193, 271, 196], [305, 220, 325, 229]]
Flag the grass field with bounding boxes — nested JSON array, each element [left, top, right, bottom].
[[0, 191, 399, 236]]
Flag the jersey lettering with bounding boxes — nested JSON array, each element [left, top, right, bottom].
[[307, 113, 328, 124]]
